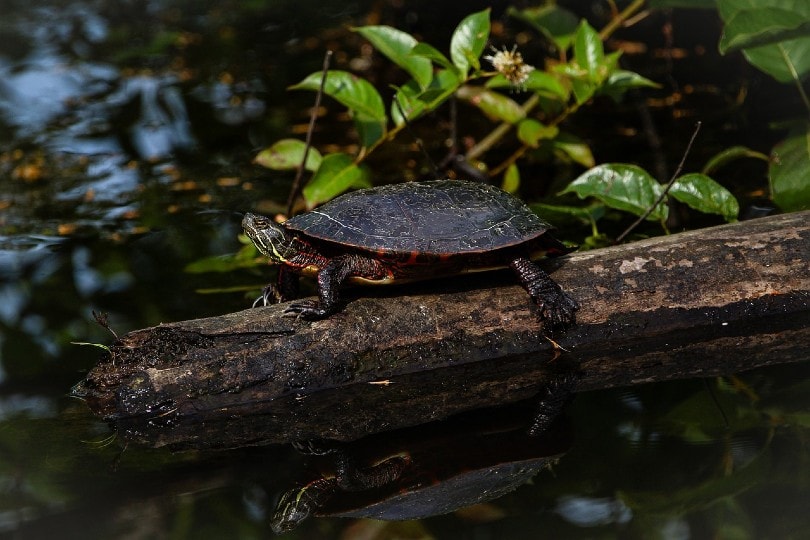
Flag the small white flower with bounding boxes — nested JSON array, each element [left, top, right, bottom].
[[484, 45, 535, 88]]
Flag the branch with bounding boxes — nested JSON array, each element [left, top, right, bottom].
[[74, 212, 810, 449]]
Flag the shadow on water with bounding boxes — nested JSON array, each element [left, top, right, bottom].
[[0, 0, 808, 538]]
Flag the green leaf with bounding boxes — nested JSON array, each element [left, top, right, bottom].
[[600, 70, 661, 101], [411, 42, 456, 71], [670, 173, 740, 222], [303, 153, 371, 208], [573, 20, 605, 82], [487, 70, 569, 101], [391, 69, 462, 126], [701, 145, 769, 174], [507, 5, 579, 50], [185, 245, 261, 273], [456, 86, 525, 124], [531, 202, 605, 226], [562, 163, 668, 221], [769, 123, 810, 211], [71, 342, 111, 352], [719, 7, 810, 53], [291, 70, 387, 148], [354, 26, 433, 89], [502, 163, 520, 193], [450, 8, 491, 75], [391, 80, 425, 126], [743, 40, 810, 82], [517, 118, 558, 147], [717, 0, 810, 82], [254, 139, 322, 171], [552, 132, 595, 168]]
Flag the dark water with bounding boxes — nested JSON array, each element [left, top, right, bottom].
[[0, 1, 807, 538]]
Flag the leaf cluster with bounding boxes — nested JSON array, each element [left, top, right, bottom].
[[251, 2, 807, 247]]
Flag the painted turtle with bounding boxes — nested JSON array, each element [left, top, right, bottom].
[[242, 180, 579, 328], [270, 394, 573, 533]]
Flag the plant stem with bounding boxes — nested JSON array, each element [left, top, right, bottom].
[[778, 44, 810, 118], [467, 94, 539, 161], [599, 0, 647, 41]]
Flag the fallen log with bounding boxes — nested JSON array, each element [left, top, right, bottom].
[[74, 211, 810, 449]]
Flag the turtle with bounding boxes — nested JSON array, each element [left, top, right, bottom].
[[269, 389, 574, 533], [242, 179, 579, 329]]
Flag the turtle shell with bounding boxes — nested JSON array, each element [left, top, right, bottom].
[[285, 180, 552, 256]]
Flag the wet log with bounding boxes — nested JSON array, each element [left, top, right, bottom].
[[75, 211, 810, 449]]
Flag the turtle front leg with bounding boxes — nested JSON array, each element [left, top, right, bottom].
[[253, 266, 300, 307], [286, 254, 387, 319], [509, 257, 579, 330]]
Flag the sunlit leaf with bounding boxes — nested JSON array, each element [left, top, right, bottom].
[[354, 26, 433, 89], [303, 153, 371, 208], [254, 139, 322, 171], [291, 70, 387, 148], [670, 173, 740, 222], [769, 123, 810, 211], [502, 163, 520, 193], [562, 163, 668, 221], [450, 8, 491, 75], [517, 118, 558, 147], [573, 20, 605, 82], [457, 86, 524, 124]]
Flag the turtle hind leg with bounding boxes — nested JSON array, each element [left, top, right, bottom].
[[509, 257, 579, 330], [527, 373, 578, 436]]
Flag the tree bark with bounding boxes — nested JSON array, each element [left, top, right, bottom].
[[75, 211, 810, 449]]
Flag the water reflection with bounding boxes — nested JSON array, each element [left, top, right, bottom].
[[270, 405, 571, 532]]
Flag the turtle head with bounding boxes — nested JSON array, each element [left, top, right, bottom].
[[270, 482, 327, 534], [242, 213, 298, 263]]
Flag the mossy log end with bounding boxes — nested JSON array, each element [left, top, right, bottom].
[[75, 211, 810, 449]]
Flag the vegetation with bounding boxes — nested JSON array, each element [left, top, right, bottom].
[[253, 0, 809, 253]]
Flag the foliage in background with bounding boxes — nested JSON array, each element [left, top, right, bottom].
[[185, 0, 810, 279], [654, 0, 810, 212], [254, 4, 747, 246]]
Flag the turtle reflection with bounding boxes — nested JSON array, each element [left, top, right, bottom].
[[271, 397, 573, 533]]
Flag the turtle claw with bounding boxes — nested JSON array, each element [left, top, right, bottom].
[[537, 291, 580, 331], [284, 300, 329, 320], [252, 284, 282, 308]]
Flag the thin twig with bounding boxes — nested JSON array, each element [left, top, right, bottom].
[[615, 121, 702, 243], [393, 94, 440, 178], [286, 50, 332, 216]]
